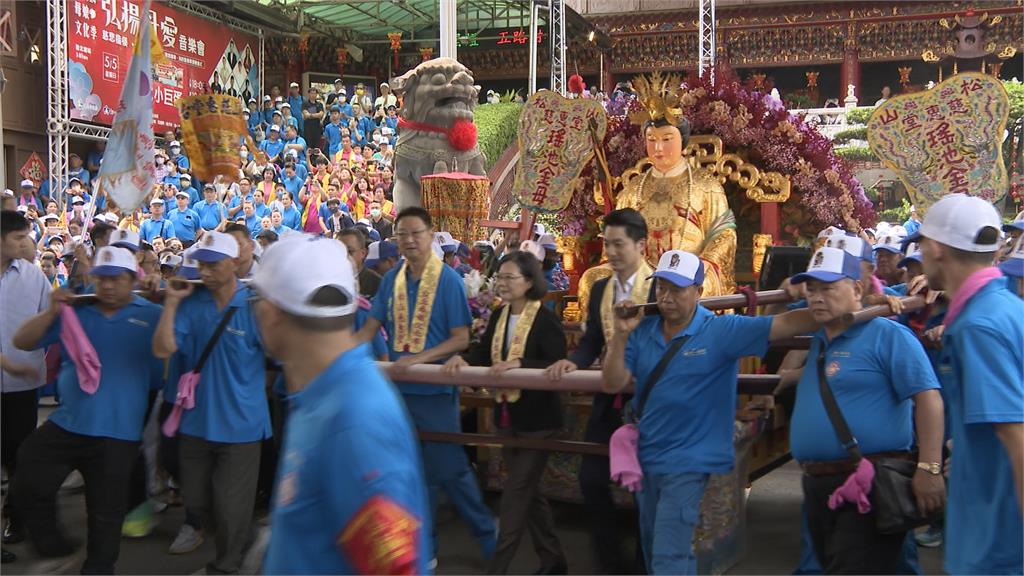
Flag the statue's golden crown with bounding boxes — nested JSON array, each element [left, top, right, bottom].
[[628, 72, 686, 126]]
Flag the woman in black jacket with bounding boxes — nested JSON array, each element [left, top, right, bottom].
[[443, 249, 568, 575]]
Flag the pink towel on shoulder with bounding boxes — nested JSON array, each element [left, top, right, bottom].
[[943, 266, 1003, 328], [828, 458, 875, 513], [161, 371, 200, 437], [609, 424, 644, 493], [59, 304, 102, 394]]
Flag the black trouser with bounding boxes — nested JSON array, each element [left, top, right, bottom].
[[157, 401, 201, 529], [13, 421, 138, 574], [578, 392, 643, 574], [803, 472, 907, 574], [127, 391, 158, 512], [2, 389, 39, 525]]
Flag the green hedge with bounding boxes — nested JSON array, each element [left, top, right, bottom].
[[846, 107, 875, 125], [474, 103, 522, 171], [835, 146, 878, 162], [833, 127, 868, 145]]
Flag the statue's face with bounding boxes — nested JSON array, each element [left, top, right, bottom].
[[645, 124, 684, 173]]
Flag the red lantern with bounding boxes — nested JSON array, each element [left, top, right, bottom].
[[336, 47, 348, 79], [388, 32, 403, 70], [420, 47, 433, 62]]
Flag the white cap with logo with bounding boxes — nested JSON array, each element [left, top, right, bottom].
[[252, 234, 357, 318], [909, 193, 1003, 252], [999, 235, 1024, 278], [91, 246, 138, 277], [110, 229, 141, 252], [191, 231, 240, 262], [518, 240, 545, 262], [816, 226, 846, 240], [790, 247, 861, 284], [650, 250, 704, 288]]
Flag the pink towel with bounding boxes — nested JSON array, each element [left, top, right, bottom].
[[609, 424, 644, 493], [59, 304, 102, 394], [161, 371, 200, 437], [828, 458, 875, 513], [943, 266, 1003, 328], [869, 274, 884, 296]]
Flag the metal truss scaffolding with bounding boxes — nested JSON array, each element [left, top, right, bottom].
[[698, 0, 716, 82], [549, 0, 566, 95]]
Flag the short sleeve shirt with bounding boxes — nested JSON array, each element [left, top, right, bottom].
[[370, 262, 471, 395], [624, 307, 773, 474], [0, 260, 51, 392]]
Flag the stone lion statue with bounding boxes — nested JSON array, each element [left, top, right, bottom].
[[390, 57, 487, 211]]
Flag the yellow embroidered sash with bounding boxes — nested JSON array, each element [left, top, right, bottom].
[[392, 255, 443, 354], [490, 300, 541, 403], [600, 261, 653, 345]]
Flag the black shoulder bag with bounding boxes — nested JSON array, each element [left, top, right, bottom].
[[194, 307, 238, 373], [815, 351, 939, 534], [622, 336, 690, 425]]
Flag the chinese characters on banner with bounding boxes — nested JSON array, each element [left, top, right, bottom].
[[867, 72, 1010, 210], [19, 153, 48, 185], [514, 90, 607, 212], [68, 0, 259, 131], [175, 94, 249, 183]]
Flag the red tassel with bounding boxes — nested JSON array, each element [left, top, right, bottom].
[[613, 394, 622, 409], [568, 74, 586, 95], [447, 119, 477, 152], [500, 403, 511, 428]]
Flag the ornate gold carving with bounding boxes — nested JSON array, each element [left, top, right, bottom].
[[922, 49, 941, 62], [752, 234, 774, 275], [998, 45, 1018, 59]]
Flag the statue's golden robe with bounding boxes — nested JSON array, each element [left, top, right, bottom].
[[616, 160, 737, 296]]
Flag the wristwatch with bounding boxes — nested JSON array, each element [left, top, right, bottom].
[[917, 461, 942, 475]]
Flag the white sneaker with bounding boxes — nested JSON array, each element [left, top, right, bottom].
[[61, 470, 85, 491], [168, 524, 204, 555]]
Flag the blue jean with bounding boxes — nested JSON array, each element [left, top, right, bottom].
[[403, 393, 497, 558], [637, 471, 709, 575]]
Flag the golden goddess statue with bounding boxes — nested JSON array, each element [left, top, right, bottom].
[[615, 74, 736, 296]]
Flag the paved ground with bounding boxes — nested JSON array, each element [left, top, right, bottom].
[[2, 460, 944, 575]]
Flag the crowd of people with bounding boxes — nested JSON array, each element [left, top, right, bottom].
[[0, 188, 1021, 575]]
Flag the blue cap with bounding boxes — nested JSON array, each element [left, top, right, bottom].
[[791, 247, 861, 284], [998, 236, 1024, 278]]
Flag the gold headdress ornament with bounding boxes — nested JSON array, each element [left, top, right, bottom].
[[628, 72, 686, 126]]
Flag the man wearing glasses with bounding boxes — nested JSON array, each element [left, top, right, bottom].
[[358, 207, 498, 566]]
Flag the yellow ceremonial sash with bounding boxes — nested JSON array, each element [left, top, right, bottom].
[[600, 261, 653, 345], [258, 181, 276, 204], [489, 300, 541, 404], [392, 255, 443, 354]]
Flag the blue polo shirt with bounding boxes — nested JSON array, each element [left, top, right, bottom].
[[279, 205, 302, 230], [193, 200, 227, 230], [37, 297, 163, 441], [244, 214, 263, 238], [174, 283, 271, 443], [937, 277, 1023, 575], [282, 175, 305, 198], [172, 154, 190, 171], [167, 206, 201, 243], [264, 344, 429, 575], [324, 121, 343, 155], [253, 202, 272, 219], [790, 318, 940, 462], [260, 138, 285, 161], [139, 217, 176, 243], [370, 262, 471, 395], [624, 306, 773, 473]]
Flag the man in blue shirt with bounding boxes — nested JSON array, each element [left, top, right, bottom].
[[168, 140, 190, 172], [178, 174, 200, 207], [167, 191, 202, 246], [11, 246, 163, 574], [193, 184, 228, 231], [246, 98, 262, 133], [259, 125, 286, 165], [786, 246, 945, 574], [914, 194, 1024, 575], [286, 82, 305, 133], [358, 207, 497, 561], [153, 231, 270, 575], [323, 106, 344, 156], [602, 249, 820, 575], [261, 95, 276, 125], [240, 200, 262, 238], [351, 104, 376, 148], [902, 205, 921, 238], [282, 125, 307, 167], [251, 189, 272, 219], [139, 198, 177, 244], [67, 153, 90, 188], [256, 234, 430, 575]]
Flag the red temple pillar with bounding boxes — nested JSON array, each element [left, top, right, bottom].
[[760, 203, 780, 240], [602, 52, 614, 95], [839, 23, 860, 101]]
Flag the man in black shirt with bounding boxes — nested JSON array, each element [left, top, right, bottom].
[[368, 200, 393, 241], [337, 228, 381, 298], [302, 87, 325, 152]]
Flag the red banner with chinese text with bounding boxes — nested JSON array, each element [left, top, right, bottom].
[[68, 0, 259, 131]]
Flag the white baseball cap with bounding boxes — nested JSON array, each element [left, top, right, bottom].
[[252, 233, 357, 318], [150, 197, 165, 206], [160, 253, 183, 268], [20, 178, 34, 188], [169, 140, 181, 148], [790, 247, 861, 284], [41, 213, 60, 222], [289, 82, 299, 88], [91, 246, 138, 277], [263, 95, 272, 102], [998, 235, 1024, 278], [437, 231, 458, 253], [825, 234, 873, 263], [650, 249, 704, 288], [898, 242, 923, 268], [110, 229, 141, 252], [1003, 211, 1024, 233], [537, 233, 557, 251], [816, 226, 846, 240], [191, 230, 239, 262], [179, 247, 201, 280], [873, 233, 903, 254], [908, 193, 1003, 252], [269, 125, 281, 133]]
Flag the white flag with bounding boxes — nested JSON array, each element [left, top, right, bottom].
[[95, 0, 163, 212]]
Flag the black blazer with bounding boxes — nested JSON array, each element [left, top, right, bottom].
[[462, 303, 565, 431]]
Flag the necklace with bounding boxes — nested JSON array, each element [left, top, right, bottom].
[[637, 161, 695, 258], [637, 160, 695, 224]]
